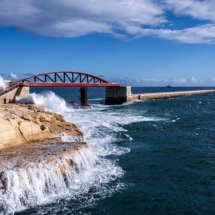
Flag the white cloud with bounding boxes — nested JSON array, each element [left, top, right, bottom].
[[0, 0, 215, 43], [163, 0, 215, 22], [0, 0, 164, 37], [141, 78, 168, 83], [211, 77, 215, 82], [141, 78, 187, 84], [170, 78, 187, 84], [125, 24, 215, 44], [191, 76, 198, 83], [9, 73, 18, 80], [189, 76, 204, 83], [108, 76, 215, 86]]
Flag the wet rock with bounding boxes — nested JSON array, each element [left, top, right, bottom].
[[0, 142, 92, 214], [0, 104, 90, 214], [0, 171, 7, 194]]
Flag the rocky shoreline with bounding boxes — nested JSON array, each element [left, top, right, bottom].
[[0, 104, 90, 214], [0, 104, 84, 149]]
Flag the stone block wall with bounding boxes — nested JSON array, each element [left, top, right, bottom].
[[105, 86, 132, 104]]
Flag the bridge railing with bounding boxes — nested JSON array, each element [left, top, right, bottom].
[[0, 83, 23, 96]]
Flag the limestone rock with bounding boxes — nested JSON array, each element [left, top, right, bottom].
[[0, 141, 90, 212], [0, 104, 89, 214], [0, 104, 84, 149]]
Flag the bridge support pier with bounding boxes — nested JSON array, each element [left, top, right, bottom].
[[80, 87, 88, 106], [105, 86, 132, 104]]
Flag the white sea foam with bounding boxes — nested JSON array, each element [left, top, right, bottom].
[[3, 91, 161, 214], [88, 98, 104, 101], [61, 134, 83, 143], [16, 91, 73, 113], [21, 91, 161, 157], [0, 148, 93, 213], [124, 134, 133, 141], [121, 99, 144, 106]]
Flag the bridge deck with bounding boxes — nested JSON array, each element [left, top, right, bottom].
[[9, 82, 120, 87]]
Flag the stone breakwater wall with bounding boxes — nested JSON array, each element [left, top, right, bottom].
[[105, 86, 132, 104], [0, 104, 83, 149], [128, 89, 215, 100], [0, 86, 29, 105], [106, 86, 215, 104]]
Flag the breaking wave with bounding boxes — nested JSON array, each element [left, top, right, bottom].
[[2, 91, 161, 214]]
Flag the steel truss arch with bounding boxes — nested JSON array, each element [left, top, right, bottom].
[[10, 71, 119, 87]]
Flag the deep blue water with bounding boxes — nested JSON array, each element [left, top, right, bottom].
[[17, 87, 215, 215]]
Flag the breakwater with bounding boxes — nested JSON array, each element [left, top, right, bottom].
[[130, 89, 215, 100], [106, 86, 215, 104]]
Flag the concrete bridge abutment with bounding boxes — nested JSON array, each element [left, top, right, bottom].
[[105, 86, 132, 104], [0, 86, 29, 105]]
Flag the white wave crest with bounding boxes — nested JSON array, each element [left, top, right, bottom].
[[16, 91, 73, 113], [0, 146, 124, 215], [8, 89, 161, 214], [0, 148, 94, 214], [0, 76, 6, 90]]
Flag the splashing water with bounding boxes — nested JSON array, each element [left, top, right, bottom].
[[2, 91, 162, 214], [0, 76, 6, 90], [0, 147, 97, 214], [16, 91, 72, 113]]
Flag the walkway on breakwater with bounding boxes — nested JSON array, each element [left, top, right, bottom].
[[105, 87, 215, 104], [130, 89, 215, 100]]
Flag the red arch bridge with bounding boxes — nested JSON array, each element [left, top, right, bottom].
[[9, 71, 120, 106]]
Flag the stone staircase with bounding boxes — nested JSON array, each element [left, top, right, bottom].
[[0, 84, 29, 105], [0, 83, 19, 97]]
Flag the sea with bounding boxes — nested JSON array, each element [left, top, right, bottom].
[[4, 87, 215, 215]]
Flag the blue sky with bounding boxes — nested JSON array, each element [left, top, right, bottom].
[[0, 0, 215, 86]]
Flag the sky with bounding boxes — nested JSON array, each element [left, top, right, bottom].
[[0, 0, 215, 86]]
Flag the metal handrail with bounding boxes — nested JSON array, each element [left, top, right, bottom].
[[0, 83, 20, 96]]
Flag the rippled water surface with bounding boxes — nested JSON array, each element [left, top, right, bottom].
[[13, 87, 215, 215]]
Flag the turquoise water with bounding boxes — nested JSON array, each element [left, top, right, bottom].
[[16, 87, 215, 215]]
